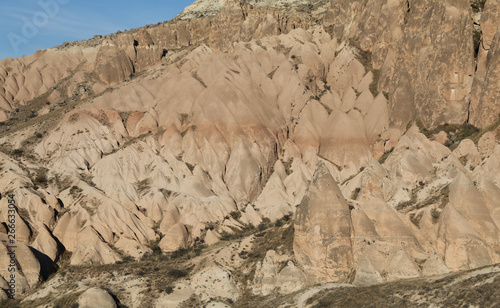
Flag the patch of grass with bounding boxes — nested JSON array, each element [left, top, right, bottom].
[[318, 153, 343, 171], [470, 117, 500, 143], [179, 294, 203, 308], [50, 291, 84, 308], [471, 0, 487, 12], [378, 148, 394, 164], [80, 173, 96, 188], [395, 188, 419, 212], [168, 244, 206, 260], [219, 225, 254, 241], [179, 113, 190, 126], [33, 168, 49, 189], [234, 218, 295, 306], [255, 40, 267, 51], [159, 188, 176, 199], [397, 184, 450, 228], [416, 119, 481, 149], [191, 71, 207, 88], [118, 111, 130, 124], [185, 162, 195, 172], [68, 113, 80, 123], [148, 240, 162, 256], [274, 43, 292, 56], [51, 174, 72, 192], [410, 212, 424, 227], [304, 264, 500, 308], [69, 186, 83, 199], [230, 210, 242, 220], [369, 69, 381, 96], [292, 55, 303, 65], [323, 24, 335, 38], [163, 286, 174, 294], [350, 38, 372, 70], [267, 66, 279, 79], [431, 208, 441, 224], [12, 148, 23, 158], [135, 178, 151, 195], [180, 128, 189, 137], [350, 188, 361, 200], [319, 102, 333, 115], [167, 269, 188, 278], [282, 158, 294, 176]]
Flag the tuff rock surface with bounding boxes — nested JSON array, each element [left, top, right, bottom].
[[0, 0, 500, 306]]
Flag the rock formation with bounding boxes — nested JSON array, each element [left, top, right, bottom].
[[294, 162, 353, 283], [0, 0, 500, 306]]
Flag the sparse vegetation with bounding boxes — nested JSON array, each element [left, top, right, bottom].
[[185, 162, 195, 172], [350, 38, 373, 70], [378, 148, 394, 164], [471, 0, 487, 12], [179, 113, 190, 126], [304, 266, 500, 308], [191, 71, 207, 88], [167, 269, 188, 278], [369, 69, 381, 96], [69, 186, 83, 198], [274, 43, 292, 56], [230, 210, 242, 220], [18, 208, 30, 221], [267, 66, 279, 79], [159, 188, 176, 199], [33, 168, 49, 189], [148, 240, 162, 255], [168, 244, 206, 260], [255, 40, 267, 51], [12, 148, 24, 158], [415, 119, 483, 149], [431, 208, 442, 224], [410, 211, 424, 227], [350, 187, 361, 200], [135, 178, 152, 195], [282, 158, 294, 176], [68, 113, 80, 123], [396, 184, 450, 229], [51, 173, 73, 192], [219, 224, 255, 241]]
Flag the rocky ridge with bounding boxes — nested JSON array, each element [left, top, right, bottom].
[[0, 0, 499, 306]]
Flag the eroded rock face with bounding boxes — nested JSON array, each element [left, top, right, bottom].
[[325, 0, 474, 129], [95, 40, 134, 85], [294, 161, 353, 283], [0, 0, 500, 303], [252, 250, 306, 295], [389, 0, 474, 128], [469, 0, 500, 128], [0, 234, 47, 295]]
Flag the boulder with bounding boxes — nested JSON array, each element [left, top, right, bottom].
[[77, 288, 117, 308]]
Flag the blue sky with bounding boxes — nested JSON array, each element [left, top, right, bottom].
[[0, 0, 195, 60]]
